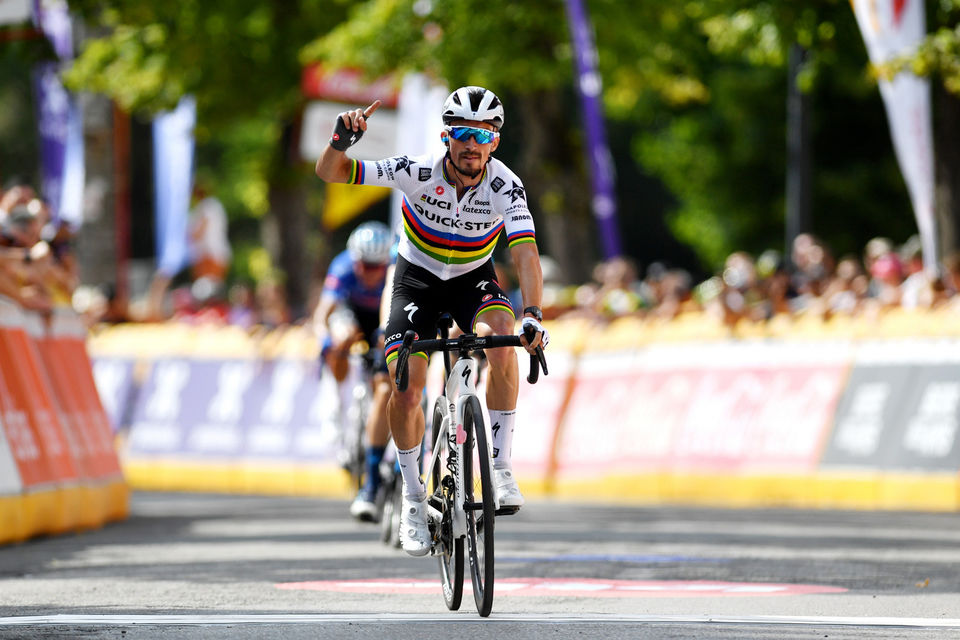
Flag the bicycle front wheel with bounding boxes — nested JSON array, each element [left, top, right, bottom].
[[463, 395, 495, 617], [429, 397, 463, 610]]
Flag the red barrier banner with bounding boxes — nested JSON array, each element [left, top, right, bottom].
[[555, 348, 849, 475], [46, 310, 122, 479], [0, 298, 76, 488]]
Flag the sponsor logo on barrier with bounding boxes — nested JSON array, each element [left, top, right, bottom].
[[260, 361, 306, 425], [207, 362, 256, 423], [833, 382, 890, 457], [144, 361, 191, 422], [557, 361, 845, 473], [822, 364, 960, 471], [902, 381, 960, 459]]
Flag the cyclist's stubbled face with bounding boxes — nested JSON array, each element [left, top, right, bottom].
[[446, 119, 499, 179]]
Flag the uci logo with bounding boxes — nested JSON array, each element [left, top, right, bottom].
[[420, 194, 452, 210]]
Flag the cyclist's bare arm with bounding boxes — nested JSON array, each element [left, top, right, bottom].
[[315, 100, 381, 183], [510, 242, 545, 352], [311, 293, 337, 340]]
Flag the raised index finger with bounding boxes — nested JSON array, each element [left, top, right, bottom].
[[363, 100, 382, 118]]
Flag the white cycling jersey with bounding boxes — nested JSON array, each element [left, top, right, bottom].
[[347, 150, 536, 280]]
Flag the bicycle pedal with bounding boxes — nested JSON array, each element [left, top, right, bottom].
[[495, 506, 520, 516]]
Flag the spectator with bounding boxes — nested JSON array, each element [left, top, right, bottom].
[[650, 266, 694, 321], [226, 282, 258, 329], [755, 250, 795, 319], [187, 185, 232, 286], [594, 255, 643, 318], [898, 236, 936, 310], [256, 279, 290, 329], [822, 255, 868, 317], [867, 251, 903, 309], [790, 233, 834, 313]]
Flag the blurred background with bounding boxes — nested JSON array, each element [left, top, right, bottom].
[[3, 0, 960, 327]]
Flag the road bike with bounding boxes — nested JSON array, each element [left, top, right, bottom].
[[393, 320, 547, 617]]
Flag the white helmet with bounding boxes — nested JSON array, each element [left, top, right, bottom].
[[347, 221, 392, 264], [441, 86, 504, 129]]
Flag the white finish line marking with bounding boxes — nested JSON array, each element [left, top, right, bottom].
[[275, 578, 847, 598], [2, 614, 960, 628]]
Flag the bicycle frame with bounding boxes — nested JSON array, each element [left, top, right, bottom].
[[393, 325, 547, 617], [424, 354, 498, 540]]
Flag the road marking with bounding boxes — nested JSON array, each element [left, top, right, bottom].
[[275, 578, 847, 598], [2, 613, 960, 628], [500, 553, 725, 564]]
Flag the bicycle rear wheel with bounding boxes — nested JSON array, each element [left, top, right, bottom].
[[379, 470, 402, 548], [429, 397, 463, 610], [463, 395, 495, 617]]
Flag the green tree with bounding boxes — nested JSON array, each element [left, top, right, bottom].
[[64, 0, 353, 315], [304, 0, 599, 282], [307, 0, 948, 279]]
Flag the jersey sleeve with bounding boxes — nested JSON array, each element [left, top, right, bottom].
[[494, 169, 536, 249], [321, 251, 353, 303], [348, 154, 429, 194]]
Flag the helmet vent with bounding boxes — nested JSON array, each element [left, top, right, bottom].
[[468, 90, 484, 112]]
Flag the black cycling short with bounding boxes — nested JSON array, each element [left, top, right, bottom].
[[384, 256, 515, 364]]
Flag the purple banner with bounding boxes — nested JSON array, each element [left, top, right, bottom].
[[33, 63, 69, 220], [125, 358, 338, 462], [32, 0, 81, 225], [564, 0, 621, 258]]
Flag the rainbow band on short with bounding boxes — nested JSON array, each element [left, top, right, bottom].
[[385, 339, 429, 365], [471, 300, 515, 332]]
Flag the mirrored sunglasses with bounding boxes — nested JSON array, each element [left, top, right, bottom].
[[445, 125, 499, 145]]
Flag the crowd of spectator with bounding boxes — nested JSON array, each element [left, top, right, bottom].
[[542, 232, 960, 329], [5, 177, 959, 335], [0, 183, 78, 315]]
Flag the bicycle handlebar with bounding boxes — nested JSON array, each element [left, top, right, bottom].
[[394, 325, 548, 392]]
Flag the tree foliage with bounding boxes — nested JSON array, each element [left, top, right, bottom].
[[58, 0, 960, 284]]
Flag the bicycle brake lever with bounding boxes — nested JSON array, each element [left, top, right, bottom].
[[526, 352, 540, 384], [521, 323, 547, 384], [394, 330, 416, 392], [536, 345, 548, 376]]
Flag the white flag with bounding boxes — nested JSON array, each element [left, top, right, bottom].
[[851, 0, 937, 272]]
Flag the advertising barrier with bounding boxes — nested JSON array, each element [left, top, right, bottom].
[[89, 310, 960, 512], [0, 298, 129, 545]]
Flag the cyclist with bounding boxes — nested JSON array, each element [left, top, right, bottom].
[[311, 220, 394, 521], [316, 86, 549, 556]]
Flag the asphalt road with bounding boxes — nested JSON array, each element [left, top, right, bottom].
[[2, 492, 960, 639]]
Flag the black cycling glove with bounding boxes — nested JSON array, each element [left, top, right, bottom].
[[329, 116, 364, 151]]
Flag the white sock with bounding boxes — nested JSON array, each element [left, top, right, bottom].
[[397, 446, 426, 500], [488, 409, 516, 470]]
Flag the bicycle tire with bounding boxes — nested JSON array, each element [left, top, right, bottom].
[[430, 397, 463, 610], [345, 376, 370, 491], [463, 395, 495, 617], [379, 472, 402, 547]]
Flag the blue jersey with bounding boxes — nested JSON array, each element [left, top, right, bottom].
[[322, 249, 387, 313]]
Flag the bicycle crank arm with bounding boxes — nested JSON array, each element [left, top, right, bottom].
[[426, 504, 443, 525]]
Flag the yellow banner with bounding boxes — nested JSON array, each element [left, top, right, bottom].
[[322, 182, 390, 230]]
